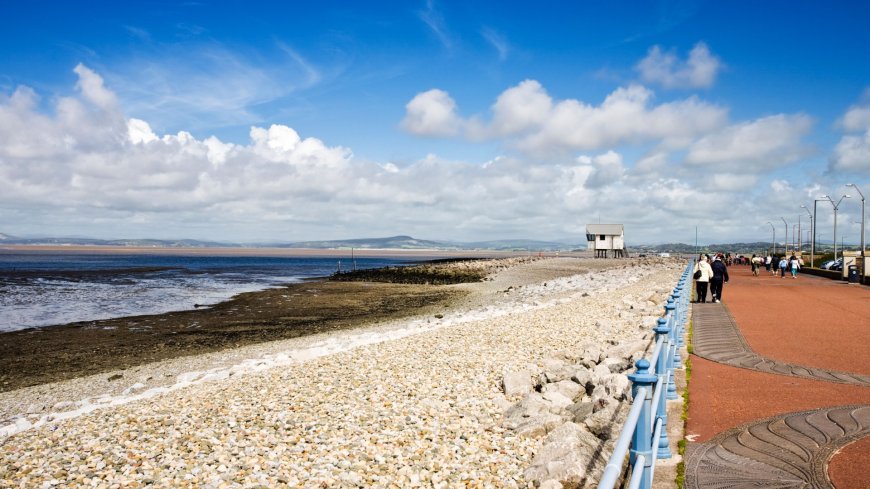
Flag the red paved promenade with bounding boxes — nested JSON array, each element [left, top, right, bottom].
[[686, 263, 870, 488]]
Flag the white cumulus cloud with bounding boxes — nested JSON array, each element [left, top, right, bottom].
[[400, 89, 463, 137], [685, 114, 813, 171], [830, 95, 870, 174], [829, 129, 870, 174], [402, 80, 728, 153], [636, 42, 723, 89], [576, 151, 625, 189]]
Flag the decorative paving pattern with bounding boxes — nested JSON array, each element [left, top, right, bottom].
[[691, 303, 870, 387], [684, 405, 870, 488]]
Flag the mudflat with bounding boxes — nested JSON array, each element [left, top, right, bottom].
[[0, 277, 463, 392]]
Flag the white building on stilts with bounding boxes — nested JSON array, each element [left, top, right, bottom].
[[586, 224, 625, 258]]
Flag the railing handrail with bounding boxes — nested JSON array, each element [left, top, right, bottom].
[[598, 385, 649, 487], [648, 335, 664, 373], [597, 260, 692, 489]]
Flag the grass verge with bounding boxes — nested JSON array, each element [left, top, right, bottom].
[[675, 317, 694, 487]]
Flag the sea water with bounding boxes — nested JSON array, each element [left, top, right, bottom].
[[0, 251, 424, 332]]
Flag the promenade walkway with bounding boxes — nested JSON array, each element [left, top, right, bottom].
[[683, 264, 870, 488]]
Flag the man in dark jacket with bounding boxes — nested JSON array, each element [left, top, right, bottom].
[[710, 254, 730, 303]]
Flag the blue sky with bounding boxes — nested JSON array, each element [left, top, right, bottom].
[[1, 1, 869, 245]]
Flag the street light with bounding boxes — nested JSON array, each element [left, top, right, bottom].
[[801, 205, 813, 267], [766, 221, 775, 256], [846, 183, 865, 282], [822, 194, 851, 261], [781, 217, 789, 256], [813, 198, 828, 263], [793, 224, 798, 253]]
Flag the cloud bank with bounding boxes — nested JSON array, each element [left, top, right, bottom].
[[0, 63, 855, 244]]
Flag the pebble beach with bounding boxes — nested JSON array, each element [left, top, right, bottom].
[[1, 257, 682, 488]]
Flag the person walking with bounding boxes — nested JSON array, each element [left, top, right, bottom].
[[789, 254, 800, 278], [710, 254, 729, 302], [693, 254, 714, 303], [778, 256, 788, 278], [750, 254, 758, 276], [765, 254, 773, 274]]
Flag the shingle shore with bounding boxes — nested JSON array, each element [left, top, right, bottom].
[[1, 258, 681, 488]]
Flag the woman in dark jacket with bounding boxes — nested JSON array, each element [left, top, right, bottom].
[[710, 254, 729, 303]]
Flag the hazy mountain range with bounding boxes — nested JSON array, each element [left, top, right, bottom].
[[0, 233, 854, 253]]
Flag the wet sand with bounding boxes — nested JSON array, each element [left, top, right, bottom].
[[0, 277, 465, 393]]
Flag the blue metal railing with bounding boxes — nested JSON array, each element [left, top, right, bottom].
[[598, 261, 692, 489]]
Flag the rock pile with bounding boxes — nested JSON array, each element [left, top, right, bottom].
[[500, 299, 666, 487]]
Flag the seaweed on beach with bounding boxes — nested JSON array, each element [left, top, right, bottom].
[[329, 263, 488, 285]]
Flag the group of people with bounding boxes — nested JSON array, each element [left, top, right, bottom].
[[692, 253, 729, 303], [694, 251, 805, 303], [749, 254, 802, 278]]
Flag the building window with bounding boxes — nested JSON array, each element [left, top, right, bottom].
[[599, 235, 605, 240]]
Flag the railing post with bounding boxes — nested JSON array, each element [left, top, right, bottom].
[[675, 283, 685, 347], [664, 296, 679, 400], [665, 297, 679, 364], [666, 336, 678, 400], [628, 359, 657, 489], [671, 289, 683, 362], [653, 318, 672, 459]]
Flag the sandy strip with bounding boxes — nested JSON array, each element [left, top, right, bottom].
[[1, 258, 681, 487]]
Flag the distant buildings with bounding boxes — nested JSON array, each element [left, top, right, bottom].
[[586, 224, 625, 258]]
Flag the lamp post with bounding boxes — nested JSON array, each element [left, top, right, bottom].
[[801, 205, 813, 267], [793, 223, 798, 253], [813, 199, 827, 263], [846, 183, 865, 282], [781, 217, 789, 256], [823, 194, 851, 261], [766, 221, 775, 256]]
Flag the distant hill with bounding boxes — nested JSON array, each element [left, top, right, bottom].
[[461, 239, 576, 251], [1, 231, 849, 253], [0, 234, 232, 248], [276, 235, 452, 250], [631, 242, 774, 254], [0, 232, 583, 251], [629, 241, 848, 255]]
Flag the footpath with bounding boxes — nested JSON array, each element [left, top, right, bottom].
[[683, 264, 870, 488]]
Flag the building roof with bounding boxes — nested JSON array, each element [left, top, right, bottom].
[[586, 224, 624, 235]]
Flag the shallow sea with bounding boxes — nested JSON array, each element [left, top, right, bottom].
[[0, 251, 425, 332]]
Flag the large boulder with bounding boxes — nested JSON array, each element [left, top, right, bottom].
[[507, 412, 564, 438], [600, 374, 631, 401], [542, 379, 584, 401], [579, 344, 603, 368], [502, 393, 565, 438], [605, 340, 649, 363], [584, 402, 628, 441], [524, 422, 604, 488], [592, 364, 612, 383], [571, 366, 595, 395], [502, 369, 534, 397], [601, 356, 631, 373], [566, 401, 594, 423], [542, 358, 576, 383]]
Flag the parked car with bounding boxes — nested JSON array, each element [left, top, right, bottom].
[[820, 260, 835, 269], [830, 258, 844, 271]]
